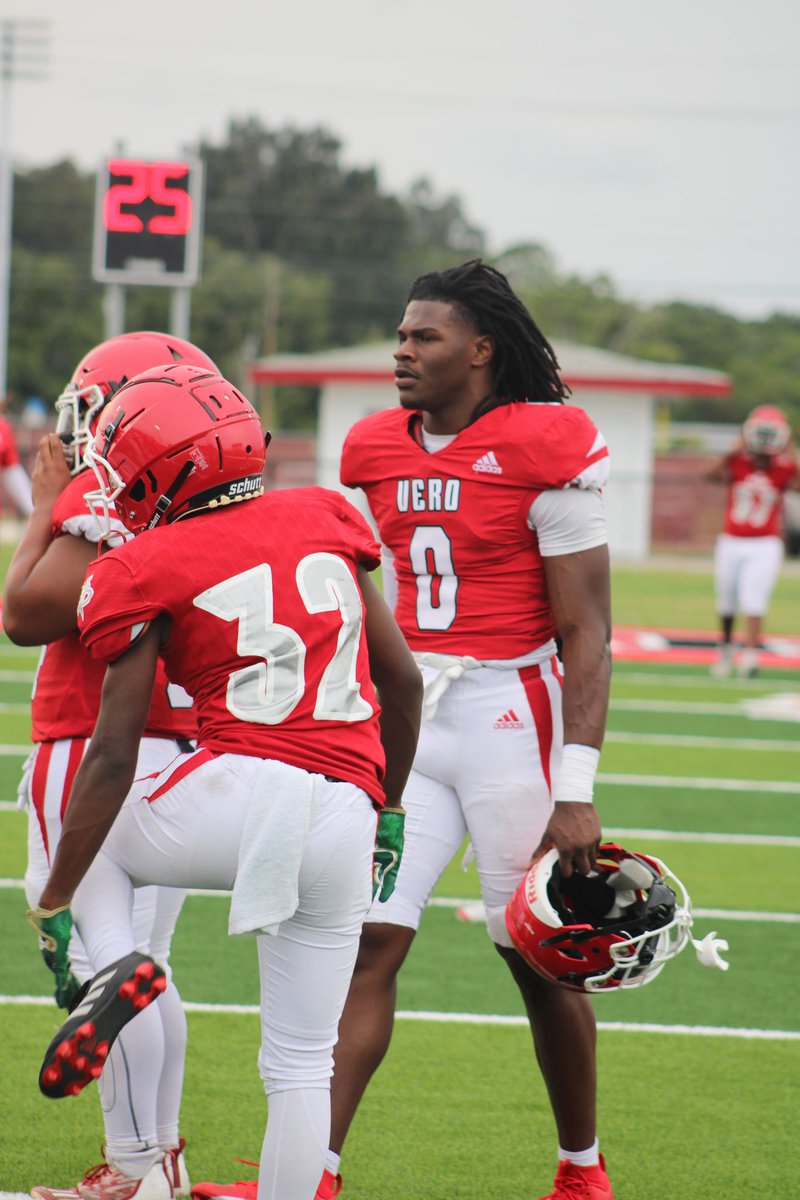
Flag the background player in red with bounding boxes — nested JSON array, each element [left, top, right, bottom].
[[706, 404, 799, 677], [31, 362, 423, 1200], [328, 259, 613, 1200], [0, 392, 33, 516], [3, 333, 221, 1200]]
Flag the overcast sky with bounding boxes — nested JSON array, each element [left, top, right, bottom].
[[6, 0, 800, 319]]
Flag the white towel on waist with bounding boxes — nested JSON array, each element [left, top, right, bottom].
[[229, 758, 316, 937]]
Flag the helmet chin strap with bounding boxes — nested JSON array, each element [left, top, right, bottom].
[[146, 460, 196, 530]]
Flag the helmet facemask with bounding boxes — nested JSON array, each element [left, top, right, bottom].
[[541, 852, 693, 991], [83, 408, 128, 541], [742, 406, 790, 457], [55, 382, 108, 475]]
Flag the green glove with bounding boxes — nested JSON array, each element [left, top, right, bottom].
[[373, 806, 406, 903], [27, 905, 81, 1010]]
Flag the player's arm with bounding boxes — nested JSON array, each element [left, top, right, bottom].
[[540, 543, 612, 877], [359, 564, 423, 807], [2, 433, 94, 644], [36, 620, 162, 911], [705, 438, 743, 483]]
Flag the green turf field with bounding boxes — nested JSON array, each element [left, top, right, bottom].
[[1, 553, 799, 1199]]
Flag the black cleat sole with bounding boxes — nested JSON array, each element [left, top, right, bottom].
[[39, 951, 166, 1098]]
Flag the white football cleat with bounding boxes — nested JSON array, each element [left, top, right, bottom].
[[710, 645, 734, 678], [737, 648, 759, 678], [164, 1139, 191, 1198], [77, 1159, 172, 1200], [33, 1158, 171, 1200]]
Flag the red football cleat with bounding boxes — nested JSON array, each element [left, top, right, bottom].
[[190, 1166, 342, 1200], [539, 1154, 614, 1199]]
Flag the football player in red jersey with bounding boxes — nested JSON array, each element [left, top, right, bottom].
[[706, 404, 799, 677], [0, 393, 33, 516], [3, 333, 221, 1200], [31, 362, 423, 1200], [328, 260, 614, 1200]]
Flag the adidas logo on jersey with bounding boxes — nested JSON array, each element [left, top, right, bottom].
[[472, 451, 502, 475], [493, 709, 524, 729]]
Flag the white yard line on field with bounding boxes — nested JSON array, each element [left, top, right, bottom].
[[611, 699, 745, 715], [426, 896, 800, 922], [9, 768, 794, 796], [612, 671, 795, 690], [1, 876, 795, 921], [1, 992, 798, 1041], [605, 826, 800, 847], [605, 729, 800, 750], [597, 772, 800, 793]]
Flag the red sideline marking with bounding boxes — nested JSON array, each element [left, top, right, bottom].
[[612, 626, 800, 668]]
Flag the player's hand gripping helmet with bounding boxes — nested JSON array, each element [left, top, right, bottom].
[[55, 331, 219, 475], [505, 843, 729, 993], [742, 405, 791, 457], [84, 362, 269, 537]]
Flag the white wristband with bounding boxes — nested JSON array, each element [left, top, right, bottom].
[[552, 743, 600, 805]]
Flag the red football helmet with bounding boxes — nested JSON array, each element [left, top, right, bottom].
[[505, 844, 699, 993], [84, 362, 269, 536], [742, 405, 791, 457], [56, 331, 219, 474]]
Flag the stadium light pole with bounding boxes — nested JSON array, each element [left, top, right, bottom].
[[0, 18, 49, 397]]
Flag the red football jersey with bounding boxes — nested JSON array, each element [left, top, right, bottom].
[[31, 472, 197, 743], [0, 415, 21, 469], [723, 451, 797, 537], [77, 488, 387, 805], [340, 403, 609, 658]]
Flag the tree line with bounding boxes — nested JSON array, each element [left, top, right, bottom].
[[9, 116, 800, 432]]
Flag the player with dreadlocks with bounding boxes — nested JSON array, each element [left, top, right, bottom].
[[196, 259, 615, 1199], [408, 257, 572, 421]]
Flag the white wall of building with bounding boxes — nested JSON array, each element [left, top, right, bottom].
[[573, 389, 656, 561]]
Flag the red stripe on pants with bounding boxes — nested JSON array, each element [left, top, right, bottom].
[[519, 659, 557, 794], [30, 742, 54, 863], [146, 747, 216, 804], [61, 739, 88, 820]]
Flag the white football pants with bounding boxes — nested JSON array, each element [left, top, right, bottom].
[[368, 655, 563, 947], [70, 750, 375, 1200], [22, 736, 190, 1177], [714, 532, 784, 618]]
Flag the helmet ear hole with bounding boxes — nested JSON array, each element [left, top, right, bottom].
[[129, 479, 146, 502]]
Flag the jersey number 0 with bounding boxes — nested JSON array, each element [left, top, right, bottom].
[[409, 525, 458, 631]]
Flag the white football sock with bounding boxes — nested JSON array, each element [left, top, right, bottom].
[[323, 1151, 341, 1177], [260, 1087, 329, 1199], [155, 982, 188, 1150], [559, 1139, 600, 1168], [100, 1001, 164, 1177]]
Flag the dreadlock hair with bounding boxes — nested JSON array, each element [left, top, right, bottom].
[[406, 258, 571, 423]]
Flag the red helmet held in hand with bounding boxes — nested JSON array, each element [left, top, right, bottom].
[[505, 843, 697, 993]]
